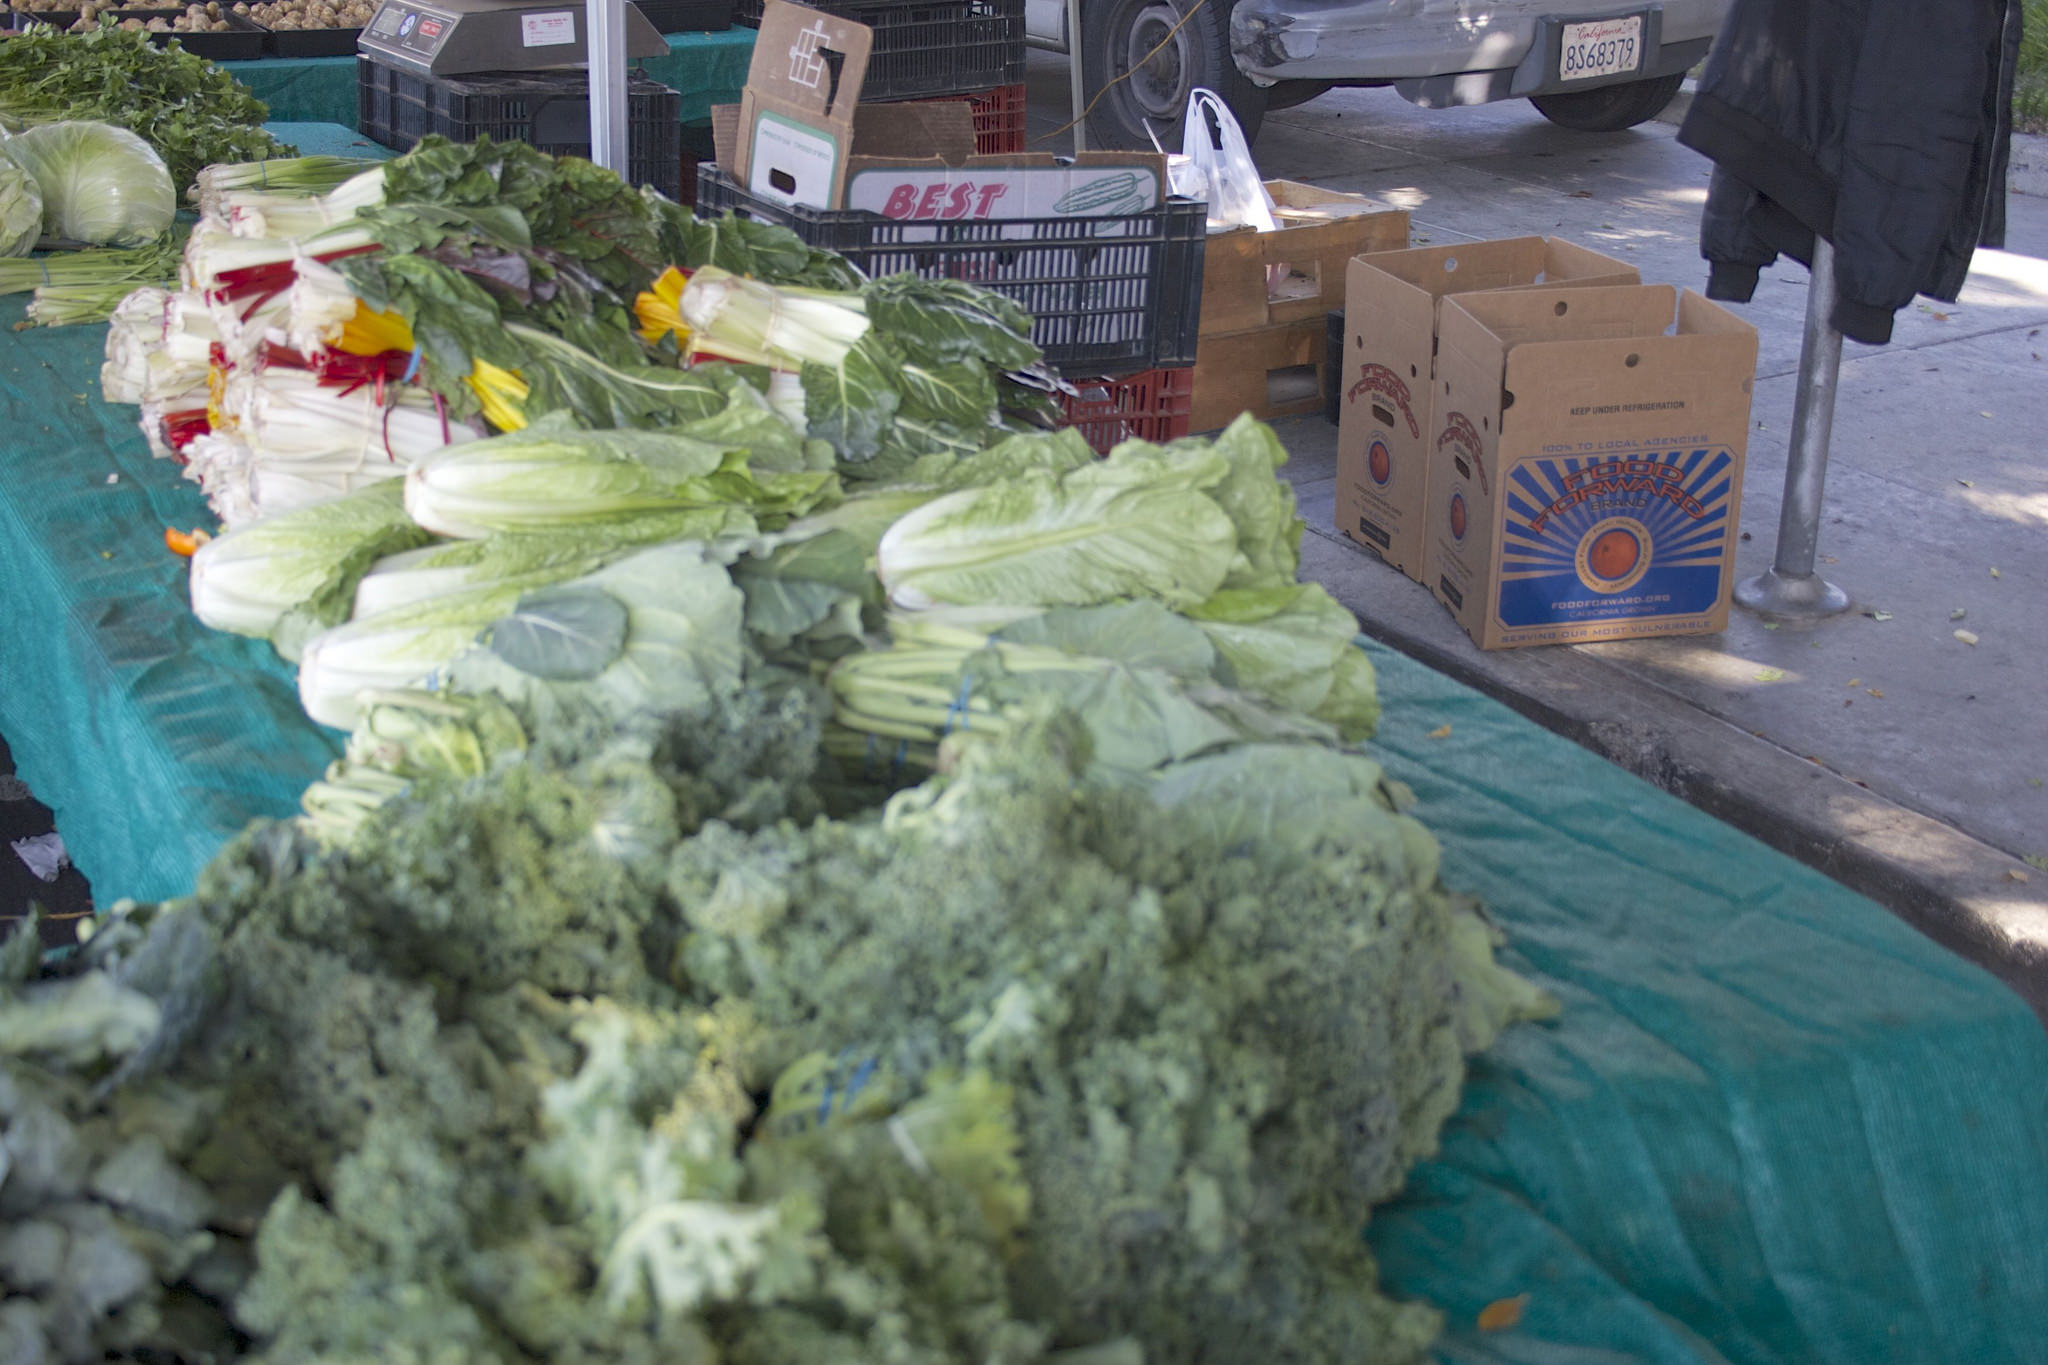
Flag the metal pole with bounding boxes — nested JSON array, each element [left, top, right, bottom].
[[587, 0, 630, 178], [1067, 0, 1088, 153], [1734, 236, 1851, 617]]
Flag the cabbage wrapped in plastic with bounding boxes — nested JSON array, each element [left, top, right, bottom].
[[0, 151, 42, 256], [1, 121, 174, 247]]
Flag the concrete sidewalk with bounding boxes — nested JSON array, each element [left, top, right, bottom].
[[1026, 56, 2048, 1009]]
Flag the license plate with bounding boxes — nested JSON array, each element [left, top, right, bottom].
[[1558, 15, 1643, 82]]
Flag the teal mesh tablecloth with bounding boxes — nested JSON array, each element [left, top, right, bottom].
[[235, 28, 756, 129], [0, 124, 388, 903], [1357, 636, 2048, 1364]]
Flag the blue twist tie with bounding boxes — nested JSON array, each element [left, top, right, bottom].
[[401, 345, 424, 383], [943, 676, 976, 734]]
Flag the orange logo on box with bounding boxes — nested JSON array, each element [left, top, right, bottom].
[[1347, 363, 1420, 438], [1449, 492, 1468, 541], [1577, 518, 1651, 594], [1368, 438, 1392, 487], [1436, 411, 1489, 493]]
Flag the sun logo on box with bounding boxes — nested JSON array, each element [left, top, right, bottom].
[[1575, 517, 1652, 595]]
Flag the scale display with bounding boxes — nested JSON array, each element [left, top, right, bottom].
[[359, 0, 665, 76]]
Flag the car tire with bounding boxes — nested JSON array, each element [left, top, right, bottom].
[[1529, 72, 1685, 132], [1082, 0, 1268, 151]]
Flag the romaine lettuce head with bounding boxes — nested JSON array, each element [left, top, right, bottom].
[[0, 151, 42, 256], [188, 481, 431, 654], [2, 121, 175, 247]]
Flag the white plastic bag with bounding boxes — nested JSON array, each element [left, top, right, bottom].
[[1180, 87, 1278, 235]]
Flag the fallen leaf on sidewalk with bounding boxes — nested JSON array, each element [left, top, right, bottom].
[[1990, 567, 2001, 579], [1847, 679, 1861, 687], [1951, 608, 1968, 620], [1478, 1296, 1529, 1332], [1426, 724, 1452, 740], [1761, 621, 1779, 630], [1867, 688, 1885, 698], [2010, 870, 2032, 883], [1568, 189, 1593, 198], [1955, 630, 1979, 646], [1755, 667, 1786, 682], [1866, 610, 1893, 622], [1980, 411, 1993, 419], [1958, 478, 1974, 487], [2027, 853, 2048, 869]]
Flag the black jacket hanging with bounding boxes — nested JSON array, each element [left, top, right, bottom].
[[1677, 0, 2020, 345]]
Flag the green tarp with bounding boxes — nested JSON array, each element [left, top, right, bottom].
[[235, 28, 757, 129], [0, 232, 2042, 1356], [1359, 638, 2048, 1363]]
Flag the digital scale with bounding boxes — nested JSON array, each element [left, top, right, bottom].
[[358, 0, 666, 77]]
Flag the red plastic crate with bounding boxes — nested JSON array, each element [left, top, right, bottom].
[[909, 82, 1027, 156], [1057, 367, 1195, 455]]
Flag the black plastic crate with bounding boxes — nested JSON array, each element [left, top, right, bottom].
[[732, 0, 1022, 101], [634, 0, 732, 32], [697, 165, 1205, 374], [357, 58, 683, 200], [263, 24, 364, 57]]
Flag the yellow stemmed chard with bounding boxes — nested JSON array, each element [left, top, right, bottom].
[[634, 265, 691, 346], [336, 303, 416, 358], [466, 359, 531, 433]]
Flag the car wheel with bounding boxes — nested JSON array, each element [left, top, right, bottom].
[[1529, 72, 1685, 132], [1082, 0, 1268, 151]]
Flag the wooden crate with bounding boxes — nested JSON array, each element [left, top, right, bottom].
[[1198, 181, 1409, 337], [1190, 317, 1328, 432]]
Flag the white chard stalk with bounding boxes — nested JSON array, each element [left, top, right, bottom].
[[678, 266, 869, 370]]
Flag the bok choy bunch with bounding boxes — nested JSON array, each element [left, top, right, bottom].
[[298, 540, 746, 730], [402, 408, 835, 540], [865, 417, 1380, 741], [187, 481, 434, 659]]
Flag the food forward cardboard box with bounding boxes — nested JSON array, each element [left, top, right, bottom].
[[1335, 237, 1638, 581], [1199, 181, 1409, 336], [725, 1, 1163, 215], [1423, 284, 1759, 650]]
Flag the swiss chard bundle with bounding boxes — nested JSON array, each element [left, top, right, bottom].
[[679, 268, 1051, 476]]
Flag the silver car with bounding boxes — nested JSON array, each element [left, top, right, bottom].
[[1027, 0, 1724, 147]]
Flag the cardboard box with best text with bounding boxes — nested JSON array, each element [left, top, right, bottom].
[[1423, 284, 1759, 650], [1335, 237, 1638, 580]]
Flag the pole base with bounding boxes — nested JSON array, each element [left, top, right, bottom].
[[1734, 569, 1850, 619]]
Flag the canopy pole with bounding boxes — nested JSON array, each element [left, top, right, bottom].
[[1067, 0, 1088, 153], [587, 0, 630, 178], [1734, 237, 1851, 618]]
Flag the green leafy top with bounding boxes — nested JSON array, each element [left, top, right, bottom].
[[0, 24, 291, 191]]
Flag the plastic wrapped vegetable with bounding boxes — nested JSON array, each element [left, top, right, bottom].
[[0, 152, 42, 256], [1, 121, 174, 247]]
